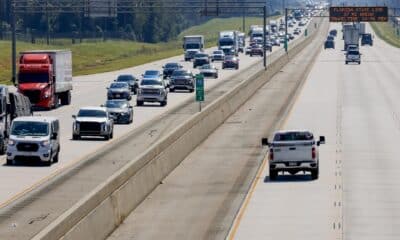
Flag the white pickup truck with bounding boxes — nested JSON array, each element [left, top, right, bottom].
[[262, 130, 325, 180]]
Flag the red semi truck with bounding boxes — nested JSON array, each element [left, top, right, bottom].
[[18, 50, 73, 109]]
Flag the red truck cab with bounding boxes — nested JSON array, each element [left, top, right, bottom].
[[18, 50, 73, 110], [18, 54, 56, 109]]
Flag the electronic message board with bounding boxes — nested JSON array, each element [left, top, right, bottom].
[[329, 7, 388, 22]]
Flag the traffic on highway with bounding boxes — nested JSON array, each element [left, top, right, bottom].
[[2, 0, 400, 239]]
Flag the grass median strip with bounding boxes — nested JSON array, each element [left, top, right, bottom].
[[370, 22, 400, 48], [0, 16, 279, 84]]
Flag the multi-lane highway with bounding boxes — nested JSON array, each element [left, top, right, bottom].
[[229, 22, 400, 239], [0, 16, 316, 239]]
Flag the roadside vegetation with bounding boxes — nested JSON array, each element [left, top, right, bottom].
[[370, 22, 400, 48], [0, 16, 277, 84]]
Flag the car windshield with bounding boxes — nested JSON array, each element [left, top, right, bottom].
[[273, 131, 314, 141], [165, 63, 179, 68], [110, 83, 128, 89], [172, 71, 189, 76], [144, 70, 159, 76], [213, 51, 223, 55], [18, 72, 49, 83], [78, 109, 107, 118], [225, 56, 235, 60], [105, 100, 128, 108], [117, 75, 134, 81], [200, 64, 212, 69], [141, 79, 162, 86], [348, 51, 359, 55], [11, 121, 49, 136], [195, 54, 207, 58]]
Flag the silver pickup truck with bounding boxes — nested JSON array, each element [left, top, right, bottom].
[[262, 130, 325, 180]]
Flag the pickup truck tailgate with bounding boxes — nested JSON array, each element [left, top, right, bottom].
[[272, 141, 313, 162]]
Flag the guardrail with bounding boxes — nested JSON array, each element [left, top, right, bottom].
[[33, 16, 326, 240]]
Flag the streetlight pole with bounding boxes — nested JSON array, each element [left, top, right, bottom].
[[285, 8, 288, 53], [11, 0, 16, 85], [263, 5, 267, 69]]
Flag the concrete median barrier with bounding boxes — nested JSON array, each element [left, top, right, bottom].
[[33, 17, 327, 240]]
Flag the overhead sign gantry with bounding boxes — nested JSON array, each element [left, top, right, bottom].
[[329, 7, 388, 22]]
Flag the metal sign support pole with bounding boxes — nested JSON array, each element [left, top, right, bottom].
[[263, 5, 267, 69], [11, 0, 16, 85]]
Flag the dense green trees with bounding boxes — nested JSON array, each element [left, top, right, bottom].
[[0, 0, 292, 43]]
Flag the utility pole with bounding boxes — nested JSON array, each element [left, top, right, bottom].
[[46, 0, 50, 45], [263, 5, 267, 69], [285, 8, 288, 53], [11, 0, 16, 85]]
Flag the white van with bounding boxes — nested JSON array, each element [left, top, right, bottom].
[[6, 116, 60, 166]]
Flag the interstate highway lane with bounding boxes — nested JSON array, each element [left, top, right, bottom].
[[230, 23, 400, 239]]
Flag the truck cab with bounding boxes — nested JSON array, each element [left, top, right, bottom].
[[262, 130, 325, 180], [18, 50, 72, 109]]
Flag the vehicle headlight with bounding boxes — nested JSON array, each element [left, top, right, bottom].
[[40, 140, 50, 147], [8, 139, 15, 146], [101, 122, 107, 131], [73, 122, 80, 131], [138, 89, 142, 94]]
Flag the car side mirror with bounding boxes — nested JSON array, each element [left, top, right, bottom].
[[317, 136, 326, 146], [72, 115, 76, 119], [51, 132, 58, 139], [261, 138, 269, 146]]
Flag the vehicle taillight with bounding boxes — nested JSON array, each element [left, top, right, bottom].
[[312, 147, 316, 159], [269, 149, 274, 161]]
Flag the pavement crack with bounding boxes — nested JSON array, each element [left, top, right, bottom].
[[28, 213, 49, 225]]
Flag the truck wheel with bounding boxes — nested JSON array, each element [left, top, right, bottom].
[[311, 167, 319, 180], [0, 140, 6, 155], [72, 134, 80, 140], [52, 95, 59, 109], [170, 88, 175, 92], [43, 158, 52, 166], [160, 100, 167, 106], [136, 101, 143, 106], [269, 169, 278, 181], [345, 61, 348, 65], [189, 89, 194, 93], [6, 159, 13, 166], [61, 91, 71, 105], [110, 130, 114, 139]]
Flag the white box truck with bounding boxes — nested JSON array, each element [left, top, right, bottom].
[[343, 24, 359, 50], [183, 35, 204, 61]]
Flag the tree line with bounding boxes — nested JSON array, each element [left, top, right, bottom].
[[0, 0, 290, 43]]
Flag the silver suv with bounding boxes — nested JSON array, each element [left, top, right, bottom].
[[137, 78, 168, 106], [345, 50, 361, 64], [72, 107, 114, 140], [6, 116, 60, 166]]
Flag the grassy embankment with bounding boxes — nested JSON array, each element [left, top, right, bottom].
[[0, 16, 278, 84], [370, 22, 400, 48]]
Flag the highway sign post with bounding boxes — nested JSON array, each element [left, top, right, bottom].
[[196, 74, 204, 112]]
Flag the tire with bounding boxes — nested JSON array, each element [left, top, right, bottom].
[[215, 74, 218, 79], [358, 61, 361, 65], [0, 139, 6, 155], [250, 54, 253, 57], [110, 130, 114, 139], [43, 157, 51, 166], [53, 150, 59, 163], [270, 168, 278, 181], [345, 61, 348, 65], [311, 167, 319, 180], [60, 91, 71, 105], [136, 101, 143, 106], [160, 100, 167, 106], [170, 88, 175, 92], [6, 159, 13, 166], [189, 89, 194, 93], [104, 133, 110, 140]]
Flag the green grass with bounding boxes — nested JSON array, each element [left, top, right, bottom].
[[0, 16, 278, 84], [370, 22, 400, 48]]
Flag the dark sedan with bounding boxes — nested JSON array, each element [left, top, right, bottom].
[[162, 62, 183, 79], [107, 82, 131, 100], [115, 74, 139, 94], [250, 44, 264, 57], [222, 55, 239, 70], [169, 69, 195, 92], [103, 99, 133, 124]]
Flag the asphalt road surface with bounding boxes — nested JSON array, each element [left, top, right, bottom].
[[231, 23, 400, 240]]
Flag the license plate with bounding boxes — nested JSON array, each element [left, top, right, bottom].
[[288, 162, 297, 166]]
